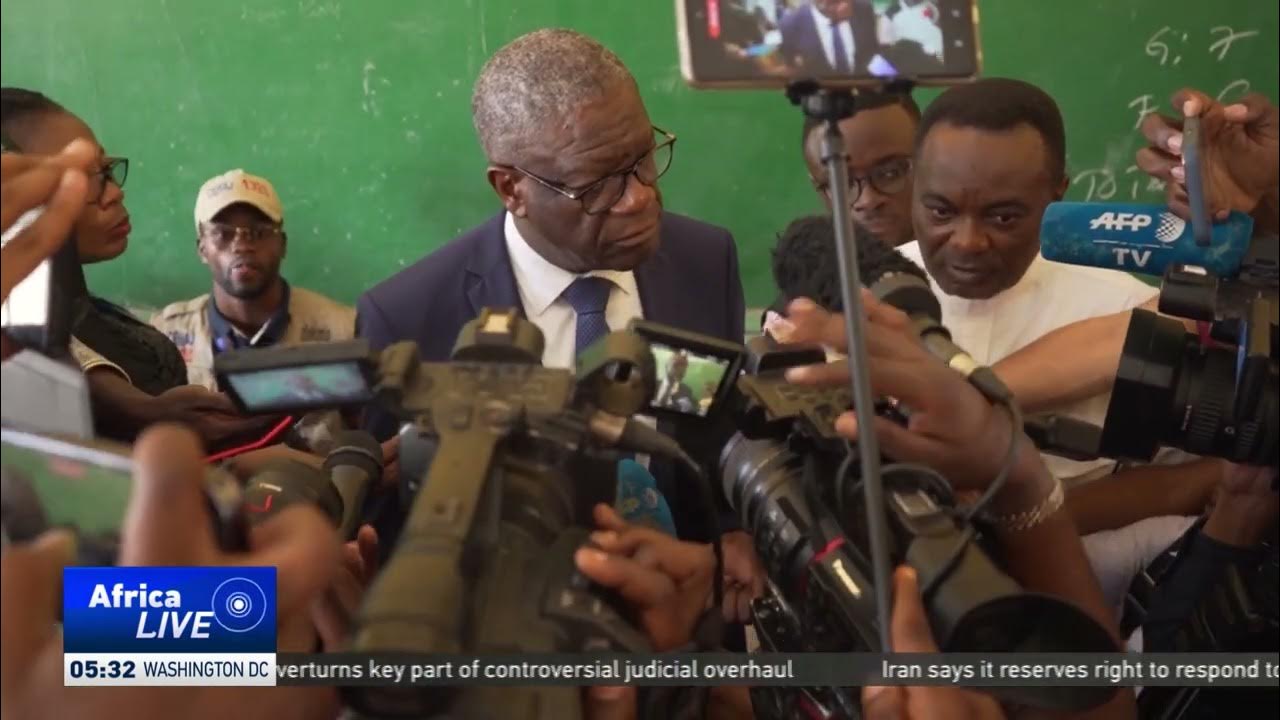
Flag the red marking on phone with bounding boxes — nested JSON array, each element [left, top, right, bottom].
[[48, 457, 88, 479], [707, 0, 721, 39], [246, 494, 273, 514]]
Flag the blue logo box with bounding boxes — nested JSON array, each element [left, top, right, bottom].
[[63, 567, 276, 653]]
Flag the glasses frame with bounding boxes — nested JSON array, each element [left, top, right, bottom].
[[816, 156, 913, 204], [88, 157, 129, 205], [508, 126, 677, 215], [198, 221, 286, 245]]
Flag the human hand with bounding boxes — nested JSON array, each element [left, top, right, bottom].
[[1136, 88, 1279, 223], [155, 385, 280, 447], [583, 686, 638, 720], [1, 139, 96, 302], [861, 567, 1006, 720], [314, 524, 378, 650], [279, 523, 378, 652], [380, 435, 401, 490], [720, 530, 764, 624], [782, 295, 1035, 492], [575, 504, 715, 651], [2, 424, 342, 720], [1203, 462, 1279, 548]]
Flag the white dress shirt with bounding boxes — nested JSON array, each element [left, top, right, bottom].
[[808, 3, 856, 70], [898, 241, 1158, 482], [504, 212, 644, 370]]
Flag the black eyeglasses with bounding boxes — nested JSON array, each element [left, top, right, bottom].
[[511, 126, 676, 215], [816, 156, 912, 203], [88, 157, 128, 205], [200, 222, 284, 246]]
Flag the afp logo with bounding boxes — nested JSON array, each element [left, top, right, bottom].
[[1090, 212, 1153, 232], [1154, 212, 1186, 243]]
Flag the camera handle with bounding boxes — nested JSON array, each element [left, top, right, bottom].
[[783, 79, 916, 651]]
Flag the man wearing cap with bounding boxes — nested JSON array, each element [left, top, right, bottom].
[[151, 169, 355, 397]]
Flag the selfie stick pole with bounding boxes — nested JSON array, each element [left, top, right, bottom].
[[786, 79, 914, 651]]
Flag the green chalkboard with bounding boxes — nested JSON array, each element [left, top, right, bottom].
[[2, 1, 1276, 310]]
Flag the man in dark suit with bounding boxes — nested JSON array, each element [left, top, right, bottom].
[[357, 29, 751, 593], [779, 0, 880, 75]]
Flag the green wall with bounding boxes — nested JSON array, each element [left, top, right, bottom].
[[2, 0, 1276, 309]]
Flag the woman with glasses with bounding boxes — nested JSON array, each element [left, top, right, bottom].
[[0, 88, 270, 448]]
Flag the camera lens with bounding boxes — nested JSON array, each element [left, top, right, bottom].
[[1100, 309, 1277, 465]]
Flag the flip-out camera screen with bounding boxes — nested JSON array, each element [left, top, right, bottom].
[[224, 362, 372, 414]]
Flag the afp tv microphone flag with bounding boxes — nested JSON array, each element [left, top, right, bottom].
[[62, 567, 278, 686], [1039, 202, 1253, 276]]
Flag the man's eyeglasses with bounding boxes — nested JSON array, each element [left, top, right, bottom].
[[816, 157, 912, 203], [200, 222, 284, 246], [88, 157, 128, 205], [511, 126, 677, 215]]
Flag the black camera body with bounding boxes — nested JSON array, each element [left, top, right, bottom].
[[1100, 233, 1278, 467], [648, 336, 1118, 718], [218, 309, 668, 720]]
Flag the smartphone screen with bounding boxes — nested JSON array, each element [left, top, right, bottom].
[[677, 0, 981, 88], [0, 429, 133, 539]]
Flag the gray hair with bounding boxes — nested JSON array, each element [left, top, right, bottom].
[[471, 29, 637, 163]]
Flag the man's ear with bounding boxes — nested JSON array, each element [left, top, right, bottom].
[[280, 229, 288, 259], [196, 236, 210, 266], [487, 166, 527, 218], [1054, 174, 1069, 201]]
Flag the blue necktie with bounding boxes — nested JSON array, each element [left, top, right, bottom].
[[830, 21, 850, 72], [562, 276, 613, 357]]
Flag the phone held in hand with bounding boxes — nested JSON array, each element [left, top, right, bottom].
[[0, 428, 248, 563]]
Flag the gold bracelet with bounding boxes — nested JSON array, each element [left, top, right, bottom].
[[985, 477, 1065, 533]]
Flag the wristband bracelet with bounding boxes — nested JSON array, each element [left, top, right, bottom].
[[984, 476, 1065, 532]]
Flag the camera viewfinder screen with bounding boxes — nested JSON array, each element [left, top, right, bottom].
[[225, 362, 372, 413], [683, 0, 979, 85], [650, 344, 732, 417]]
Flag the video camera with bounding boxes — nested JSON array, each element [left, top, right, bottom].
[[1100, 232, 1278, 467], [215, 308, 719, 720], [629, 323, 1119, 718]]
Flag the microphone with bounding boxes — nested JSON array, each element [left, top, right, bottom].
[[855, 238, 1013, 403], [1040, 202, 1254, 277], [243, 459, 343, 527], [614, 458, 676, 536], [323, 430, 383, 540]]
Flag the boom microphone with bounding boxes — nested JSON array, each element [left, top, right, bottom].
[[1040, 202, 1254, 277], [323, 430, 384, 540], [856, 239, 1013, 402]]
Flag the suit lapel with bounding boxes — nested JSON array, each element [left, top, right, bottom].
[[635, 235, 679, 327], [464, 213, 525, 317]]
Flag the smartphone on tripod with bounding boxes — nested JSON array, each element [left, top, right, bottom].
[[676, 0, 981, 89]]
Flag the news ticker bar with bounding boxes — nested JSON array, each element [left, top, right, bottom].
[[65, 652, 1280, 688]]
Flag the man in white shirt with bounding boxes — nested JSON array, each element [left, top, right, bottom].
[[897, 78, 1210, 607], [898, 78, 1171, 482]]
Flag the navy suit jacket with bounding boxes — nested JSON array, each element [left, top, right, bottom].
[[356, 210, 745, 544], [779, 1, 880, 75]]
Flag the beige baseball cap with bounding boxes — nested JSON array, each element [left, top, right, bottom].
[[194, 169, 284, 231]]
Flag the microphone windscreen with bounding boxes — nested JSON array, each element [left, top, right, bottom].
[[615, 459, 676, 536], [1040, 203, 1254, 276], [324, 430, 383, 482], [855, 233, 930, 286]]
